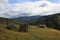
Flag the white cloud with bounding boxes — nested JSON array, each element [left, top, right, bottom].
[[0, 0, 60, 18], [0, 0, 9, 3], [9, 1, 60, 16]]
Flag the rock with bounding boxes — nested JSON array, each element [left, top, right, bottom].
[[7, 23, 16, 30], [19, 22, 28, 32]]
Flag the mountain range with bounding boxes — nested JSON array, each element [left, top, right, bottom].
[[12, 15, 41, 23]]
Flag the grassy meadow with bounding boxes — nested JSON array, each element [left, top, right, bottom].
[[0, 23, 60, 40]]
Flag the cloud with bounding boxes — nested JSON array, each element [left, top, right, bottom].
[[0, 0, 60, 18], [0, 0, 8, 3], [9, 1, 60, 15]]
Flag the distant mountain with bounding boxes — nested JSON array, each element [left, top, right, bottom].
[[12, 15, 41, 24]]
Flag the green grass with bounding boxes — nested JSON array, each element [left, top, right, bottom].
[[0, 24, 60, 40], [30, 26, 60, 40]]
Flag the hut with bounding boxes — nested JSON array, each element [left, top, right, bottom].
[[38, 24, 46, 28]]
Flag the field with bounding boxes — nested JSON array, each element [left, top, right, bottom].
[[0, 24, 60, 40]]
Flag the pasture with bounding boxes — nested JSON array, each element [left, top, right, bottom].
[[0, 24, 60, 40]]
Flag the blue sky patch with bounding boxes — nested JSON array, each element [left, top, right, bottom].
[[9, 0, 37, 3], [9, 0, 60, 3]]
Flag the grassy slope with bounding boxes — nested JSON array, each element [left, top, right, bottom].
[[0, 25, 60, 40]]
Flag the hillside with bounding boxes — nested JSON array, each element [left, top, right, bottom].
[[0, 17, 17, 24], [34, 13, 60, 30], [12, 13, 60, 26], [0, 26, 60, 40], [0, 17, 15, 24], [0, 14, 60, 40]]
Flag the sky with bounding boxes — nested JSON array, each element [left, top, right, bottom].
[[9, 0, 60, 3], [0, 0, 60, 18]]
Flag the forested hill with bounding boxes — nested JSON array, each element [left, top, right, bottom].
[[34, 13, 60, 30]]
